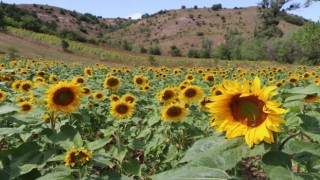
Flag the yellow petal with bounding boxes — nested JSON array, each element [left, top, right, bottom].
[[251, 77, 261, 94]]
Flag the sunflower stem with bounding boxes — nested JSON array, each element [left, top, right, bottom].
[[49, 113, 55, 130], [278, 130, 301, 151]]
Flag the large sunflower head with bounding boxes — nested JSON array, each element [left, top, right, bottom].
[[103, 76, 121, 91], [65, 148, 92, 167], [45, 81, 83, 114], [19, 101, 34, 114], [206, 77, 288, 148], [161, 103, 188, 123], [179, 85, 203, 103], [0, 90, 6, 101], [133, 75, 147, 87], [93, 91, 105, 101], [157, 87, 177, 104], [110, 100, 134, 119]]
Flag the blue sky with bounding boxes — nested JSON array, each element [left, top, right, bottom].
[[1, 0, 319, 21]]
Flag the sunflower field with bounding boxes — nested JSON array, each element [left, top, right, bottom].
[[0, 55, 320, 180]]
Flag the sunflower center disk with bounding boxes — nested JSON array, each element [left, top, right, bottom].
[[185, 89, 196, 97], [163, 91, 173, 100], [116, 104, 129, 114], [231, 95, 266, 127], [53, 88, 75, 106], [107, 78, 119, 86], [167, 106, 182, 117]]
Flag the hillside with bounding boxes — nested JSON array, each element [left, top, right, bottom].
[[16, 4, 133, 41], [2, 3, 305, 56], [107, 6, 303, 56]]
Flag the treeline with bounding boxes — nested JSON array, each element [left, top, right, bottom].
[[187, 22, 320, 65]]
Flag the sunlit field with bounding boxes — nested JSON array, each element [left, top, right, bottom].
[[0, 55, 319, 179]]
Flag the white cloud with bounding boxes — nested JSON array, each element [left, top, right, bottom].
[[126, 13, 143, 20]]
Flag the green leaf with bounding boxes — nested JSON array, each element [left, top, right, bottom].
[[152, 166, 230, 180], [92, 152, 114, 168], [110, 146, 127, 163], [87, 138, 110, 151], [101, 126, 117, 138], [136, 127, 151, 139], [9, 142, 47, 179], [37, 166, 73, 180], [122, 159, 141, 176], [128, 139, 145, 150], [180, 132, 226, 163], [0, 128, 22, 136], [289, 84, 320, 95], [0, 104, 19, 115], [180, 134, 270, 171], [262, 151, 299, 180], [147, 115, 160, 127], [73, 132, 83, 148], [100, 172, 132, 180], [298, 111, 320, 141]]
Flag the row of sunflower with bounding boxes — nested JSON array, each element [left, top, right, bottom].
[[0, 57, 319, 179]]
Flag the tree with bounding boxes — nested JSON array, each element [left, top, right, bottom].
[[181, 5, 186, 9], [170, 45, 182, 57], [294, 22, 320, 65], [0, 6, 5, 30], [211, 4, 222, 11], [61, 39, 69, 52], [149, 46, 161, 55], [201, 38, 213, 58]]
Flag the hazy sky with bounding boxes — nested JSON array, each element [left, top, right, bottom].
[[1, 0, 319, 21]]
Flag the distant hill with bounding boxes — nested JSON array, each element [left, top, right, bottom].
[[107, 6, 306, 56], [0, 3, 308, 57]]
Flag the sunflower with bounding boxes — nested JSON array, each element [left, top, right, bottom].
[[81, 87, 92, 96], [110, 100, 134, 119], [142, 85, 151, 92], [300, 94, 320, 103], [161, 104, 188, 123], [12, 80, 22, 91], [313, 78, 320, 85], [185, 74, 195, 82], [19, 81, 33, 93], [110, 94, 120, 102], [198, 97, 212, 110], [206, 77, 288, 148], [72, 76, 86, 85], [65, 148, 92, 167], [84, 67, 93, 77], [93, 91, 105, 101], [103, 76, 121, 91], [205, 74, 215, 83], [20, 101, 34, 113], [133, 75, 147, 87], [179, 85, 203, 103], [0, 90, 6, 101], [49, 75, 58, 83], [46, 81, 83, 114], [157, 87, 177, 104], [122, 94, 136, 104], [34, 76, 46, 84]]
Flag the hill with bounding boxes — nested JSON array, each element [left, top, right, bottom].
[[107, 6, 305, 56], [2, 3, 306, 56]]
